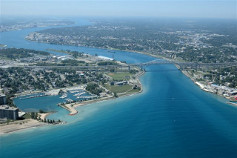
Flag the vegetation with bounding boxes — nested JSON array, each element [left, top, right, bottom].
[[97, 61, 117, 66], [0, 48, 49, 59], [105, 84, 133, 94], [27, 18, 237, 88], [0, 67, 109, 105], [107, 72, 131, 81], [46, 49, 84, 58], [213, 67, 237, 88], [86, 83, 103, 96]]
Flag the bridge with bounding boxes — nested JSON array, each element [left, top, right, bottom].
[[131, 59, 237, 69], [2, 59, 237, 71]]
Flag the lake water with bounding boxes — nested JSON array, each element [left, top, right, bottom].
[[0, 18, 236, 158], [14, 90, 91, 113]]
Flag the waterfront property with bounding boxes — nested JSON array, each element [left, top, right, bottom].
[[0, 105, 19, 120]]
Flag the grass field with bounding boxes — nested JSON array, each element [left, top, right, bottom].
[[106, 72, 131, 81], [104, 84, 133, 93], [126, 88, 140, 94]]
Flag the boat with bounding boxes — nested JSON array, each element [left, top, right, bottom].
[[60, 94, 67, 99], [73, 92, 86, 96]]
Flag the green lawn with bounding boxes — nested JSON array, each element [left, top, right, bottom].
[[126, 88, 140, 94], [106, 72, 131, 81], [105, 84, 133, 93]]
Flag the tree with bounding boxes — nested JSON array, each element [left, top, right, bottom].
[[39, 109, 45, 113], [114, 92, 118, 98]]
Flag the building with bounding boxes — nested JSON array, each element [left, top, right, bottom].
[[115, 81, 128, 86], [0, 94, 6, 105], [0, 105, 19, 120]]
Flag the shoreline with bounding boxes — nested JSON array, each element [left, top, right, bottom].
[[0, 70, 144, 136], [105, 47, 237, 103], [57, 70, 145, 116], [181, 69, 237, 104], [19, 37, 237, 108], [17, 37, 236, 105], [0, 119, 47, 136], [39, 112, 52, 120], [227, 102, 237, 107], [4, 29, 235, 135], [26, 23, 236, 103]]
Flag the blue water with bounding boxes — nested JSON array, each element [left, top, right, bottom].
[[14, 90, 91, 113], [0, 18, 237, 158]]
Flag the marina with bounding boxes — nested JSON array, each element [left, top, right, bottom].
[[19, 93, 48, 100], [73, 92, 86, 97], [59, 94, 67, 99], [14, 88, 92, 113]]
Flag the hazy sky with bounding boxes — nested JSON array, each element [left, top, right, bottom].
[[1, 0, 236, 19]]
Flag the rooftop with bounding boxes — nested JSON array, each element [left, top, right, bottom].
[[0, 105, 18, 111], [0, 94, 6, 97]]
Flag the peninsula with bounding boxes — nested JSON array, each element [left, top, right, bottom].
[[0, 47, 143, 135]]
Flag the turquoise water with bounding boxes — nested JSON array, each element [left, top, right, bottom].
[[0, 18, 237, 158]]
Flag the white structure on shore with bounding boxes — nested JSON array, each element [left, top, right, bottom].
[[98, 56, 113, 61], [196, 82, 237, 98]]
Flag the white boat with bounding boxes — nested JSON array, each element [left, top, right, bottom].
[[73, 92, 86, 96], [60, 94, 67, 99]]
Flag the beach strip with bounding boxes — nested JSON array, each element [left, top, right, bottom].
[[0, 119, 46, 135]]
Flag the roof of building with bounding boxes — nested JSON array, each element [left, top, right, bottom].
[[0, 105, 18, 111], [0, 94, 6, 97]]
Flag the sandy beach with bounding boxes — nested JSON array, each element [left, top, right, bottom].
[[60, 96, 113, 115], [39, 113, 51, 120], [65, 104, 78, 115], [0, 119, 46, 136]]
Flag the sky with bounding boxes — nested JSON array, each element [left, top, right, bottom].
[[1, 0, 236, 19]]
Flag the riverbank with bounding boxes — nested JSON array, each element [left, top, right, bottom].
[[181, 70, 237, 103], [17, 36, 237, 105], [114, 48, 237, 103], [94, 47, 237, 101]]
